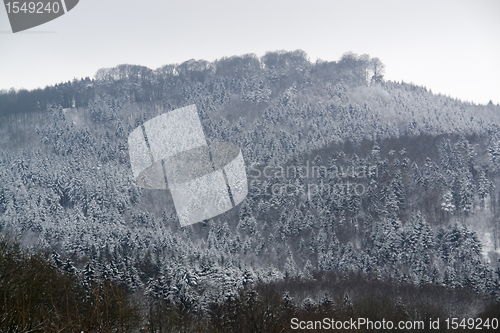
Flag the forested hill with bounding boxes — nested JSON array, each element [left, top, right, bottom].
[[1, 50, 499, 144], [1, 50, 500, 330]]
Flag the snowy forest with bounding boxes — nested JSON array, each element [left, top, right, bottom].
[[1, 50, 500, 332]]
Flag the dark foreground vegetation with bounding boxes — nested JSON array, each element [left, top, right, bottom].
[[0, 235, 140, 332], [1, 235, 499, 332]]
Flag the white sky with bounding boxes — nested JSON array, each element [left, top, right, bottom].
[[0, 0, 499, 104]]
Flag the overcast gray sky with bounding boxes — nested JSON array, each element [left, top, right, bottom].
[[1, 0, 499, 104]]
